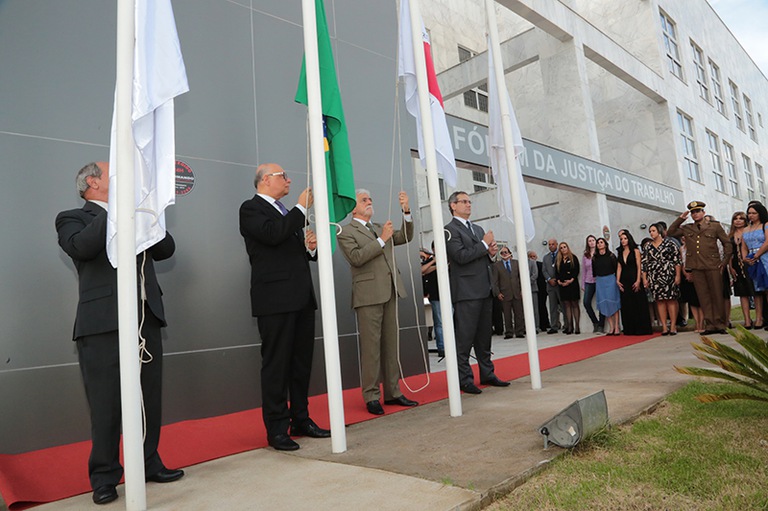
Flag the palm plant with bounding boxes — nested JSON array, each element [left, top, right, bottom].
[[674, 326, 768, 403]]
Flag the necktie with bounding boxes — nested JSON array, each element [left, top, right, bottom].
[[505, 261, 511, 273], [366, 222, 378, 237], [275, 200, 289, 216]]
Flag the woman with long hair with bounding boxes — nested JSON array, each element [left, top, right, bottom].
[[582, 235, 604, 333], [616, 230, 652, 335], [729, 211, 755, 328], [593, 237, 621, 335], [742, 202, 768, 328], [556, 241, 581, 334], [641, 223, 681, 335]]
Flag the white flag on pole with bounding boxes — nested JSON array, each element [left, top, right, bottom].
[[397, 0, 457, 187], [487, 40, 535, 242], [107, 0, 189, 267]]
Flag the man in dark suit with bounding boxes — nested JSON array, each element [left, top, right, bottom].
[[55, 162, 183, 506], [444, 191, 510, 394], [667, 200, 732, 334], [337, 189, 418, 415], [239, 163, 330, 451], [492, 247, 525, 339], [541, 238, 562, 334]]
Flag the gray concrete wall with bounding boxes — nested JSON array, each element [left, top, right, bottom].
[[0, 0, 427, 453]]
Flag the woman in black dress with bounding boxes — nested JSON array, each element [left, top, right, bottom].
[[729, 211, 755, 328], [616, 230, 652, 335], [556, 241, 581, 334]]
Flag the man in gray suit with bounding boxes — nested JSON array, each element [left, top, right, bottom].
[[492, 247, 525, 338], [541, 238, 562, 334], [444, 191, 510, 394], [338, 189, 418, 415]]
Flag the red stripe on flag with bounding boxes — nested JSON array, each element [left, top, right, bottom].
[[422, 41, 444, 107]]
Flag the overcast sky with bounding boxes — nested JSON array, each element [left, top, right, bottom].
[[708, 0, 768, 76]]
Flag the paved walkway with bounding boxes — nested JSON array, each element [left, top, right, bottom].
[[25, 329, 721, 511]]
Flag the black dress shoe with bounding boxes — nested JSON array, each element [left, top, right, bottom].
[[290, 419, 331, 438], [460, 383, 482, 394], [146, 467, 185, 483], [366, 400, 385, 415], [702, 330, 715, 335], [384, 395, 418, 407], [268, 433, 300, 451], [93, 485, 118, 505], [503, 334, 514, 339], [516, 334, 524, 338], [437, 349, 445, 358], [547, 329, 557, 334], [480, 377, 511, 387]]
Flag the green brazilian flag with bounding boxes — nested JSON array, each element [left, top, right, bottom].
[[295, 0, 356, 248]]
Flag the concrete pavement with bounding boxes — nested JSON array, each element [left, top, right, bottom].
[[24, 328, 721, 511]]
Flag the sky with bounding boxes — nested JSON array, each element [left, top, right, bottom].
[[708, 0, 768, 76]]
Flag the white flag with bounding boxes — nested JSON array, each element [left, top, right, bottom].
[[488, 40, 535, 242], [107, 0, 189, 267], [397, 0, 457, 187]]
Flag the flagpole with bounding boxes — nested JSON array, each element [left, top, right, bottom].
[[406, 0, 462, 416], [116, 0, 148, 508], [301, 0, 347, 453], [486, 0, 541, 390]]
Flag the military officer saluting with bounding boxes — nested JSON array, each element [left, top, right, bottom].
[[667, 201, 732, 334]]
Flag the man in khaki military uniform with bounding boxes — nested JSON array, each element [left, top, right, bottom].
[[667, 201, 732, 334]]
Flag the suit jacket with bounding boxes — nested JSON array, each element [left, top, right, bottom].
[[239, 194, 317, 316], [667, 216, 732, 270], [492, 259, 522, 301], [55, 201, 175, 339], [444, 217, 493, 303], [540, 250, 559, 284], [337, 218, 413, 309]]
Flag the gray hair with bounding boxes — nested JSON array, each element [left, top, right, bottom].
[[76, 162, 102, 198], [253, 164, 270, 188], [355, 188, 371, 197]]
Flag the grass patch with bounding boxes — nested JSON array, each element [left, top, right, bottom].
[[486, 381, 768, 511]]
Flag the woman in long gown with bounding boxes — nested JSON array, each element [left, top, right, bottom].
[[593, 238, 621, 335], [728, 211, 755, 328], [616, 230, 652, 335], [641, 223, 681, 335], [742, 203, 768, 327], [555, 241, 581, 334]]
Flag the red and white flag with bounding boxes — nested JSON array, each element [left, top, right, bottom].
[[107, 0, 189, 267], [397, 0, 457, 187]]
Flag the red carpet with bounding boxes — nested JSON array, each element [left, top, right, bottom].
[[0, 333, 656, 509]]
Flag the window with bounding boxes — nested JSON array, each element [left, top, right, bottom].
[[438, 177, 446, 201], [660, 11, 683, 79], [743, 154, 755, 200], [756, 163, 766, 204], [691, 41, 709, 102], [677, 111, 699, 181], [706, 131, 725, 193], [472, 169, 491, 192], [709, 60, 726, 116], [723, 141, 739, 197], [730, 81, 744, 131], [459, 46, 488, 113], [744, 95, 757, 142]]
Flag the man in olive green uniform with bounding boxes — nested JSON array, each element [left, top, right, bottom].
[[667, 201, 732, 334]]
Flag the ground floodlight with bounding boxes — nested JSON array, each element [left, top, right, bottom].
[[538, 390, 608, 449]]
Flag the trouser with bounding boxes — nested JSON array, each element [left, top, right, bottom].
[[502, 298, 525, 336], [454, 297, 496, 386], [692, 268, 727, 330], [546, 284, 562, 330], [355, 290, 403, 403], [77, 310, 165, 489], [583, 282, 605, 327]]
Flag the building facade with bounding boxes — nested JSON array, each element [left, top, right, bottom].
[[414, 0, 768, 257]]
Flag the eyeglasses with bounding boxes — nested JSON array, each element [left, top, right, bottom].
[[455, 199, 472, 204], [266, 171, 287, 180]]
